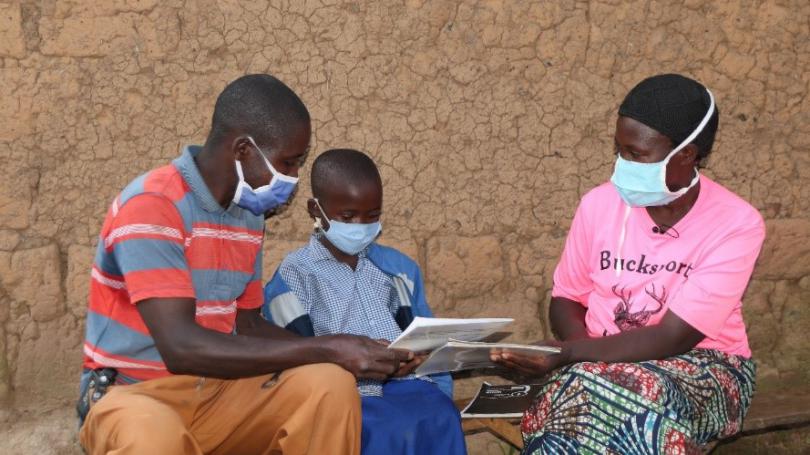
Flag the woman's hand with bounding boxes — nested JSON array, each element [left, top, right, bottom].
[[490, 340, 568, 377]]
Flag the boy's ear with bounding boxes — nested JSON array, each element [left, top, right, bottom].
[[306, 198, 319, 220], [308, 198, 329, 230]]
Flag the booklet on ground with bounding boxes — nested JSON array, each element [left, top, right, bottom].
[[460, 382, 545, 418], [413, 339, 561, 376], [388, 316, 514, 352]]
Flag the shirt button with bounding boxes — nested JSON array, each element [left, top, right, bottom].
[[369, 320, 376, 326]]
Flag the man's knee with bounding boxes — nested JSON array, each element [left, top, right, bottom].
[[80, 391, 198, 454]]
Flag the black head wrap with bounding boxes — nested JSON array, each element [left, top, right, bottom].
[[619, 74, 719, 161]]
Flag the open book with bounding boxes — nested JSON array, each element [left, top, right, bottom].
[[460, 382, 545, 418], [388, 316, 514, 352], [413, 339, 561, 376]]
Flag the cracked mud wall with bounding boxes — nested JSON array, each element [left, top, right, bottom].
[[0, 1, 808, 452]]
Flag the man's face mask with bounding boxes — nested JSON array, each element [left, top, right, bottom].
[[313, 198, 381, 255], [232, 137, 298, 216], [610, 88, 715, 208]]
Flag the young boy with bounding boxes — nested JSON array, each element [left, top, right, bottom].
[[263, 149, 466, 455]]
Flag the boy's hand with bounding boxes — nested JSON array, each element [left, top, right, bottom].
[[392, 352, 428, 377], [323, 334, 412, 380]]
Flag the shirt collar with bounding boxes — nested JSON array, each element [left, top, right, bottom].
[[173, 145, 245, 217]]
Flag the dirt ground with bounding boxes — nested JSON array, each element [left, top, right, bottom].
[[2, 403, 809, 455], [1, 402, 80, 455]]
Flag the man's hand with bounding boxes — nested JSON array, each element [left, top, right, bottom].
[[324, 335, 413, 380], [372, 339, 425, 377], [391, 353, 428, 377], [374, 339, 430, 378], [490, 340, 567, 377]]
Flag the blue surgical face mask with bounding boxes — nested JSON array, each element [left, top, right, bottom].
[[313, 198, 382, 255], [611, 88, 715, 208], [232, 137, 299, 216]]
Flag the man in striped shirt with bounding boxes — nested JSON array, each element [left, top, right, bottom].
[[79, 74, 410, 455]]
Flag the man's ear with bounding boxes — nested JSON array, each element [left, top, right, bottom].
[[231, 135, 253, 161]]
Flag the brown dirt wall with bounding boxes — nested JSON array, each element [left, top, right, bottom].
[[0, 1, 808, 453]]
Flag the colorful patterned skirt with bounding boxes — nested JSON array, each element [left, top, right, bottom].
[[521, 349, 756, 455]]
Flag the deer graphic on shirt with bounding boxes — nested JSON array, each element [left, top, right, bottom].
[[611, 283, 668, 331]]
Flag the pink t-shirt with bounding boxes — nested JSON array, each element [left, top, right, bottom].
[[552, 175, 765, 358]]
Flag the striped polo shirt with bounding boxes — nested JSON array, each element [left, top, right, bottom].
[[82, 145, 264, 384]]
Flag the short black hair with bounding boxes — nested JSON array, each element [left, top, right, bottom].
[[209, 74, 310, 147], [619, 74, 719, 163], [311, 149, 381, 200]]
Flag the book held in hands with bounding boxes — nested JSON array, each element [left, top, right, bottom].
[[387, 317, 561, 376], [388, 316, 514, 352]]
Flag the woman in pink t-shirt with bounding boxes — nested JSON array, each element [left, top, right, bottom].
[[493, 74, 765, 454]]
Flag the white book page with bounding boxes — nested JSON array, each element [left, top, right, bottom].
[[388, 316, 513, 352], [413, 340, 560, 376], [447, 340, 561, 354]]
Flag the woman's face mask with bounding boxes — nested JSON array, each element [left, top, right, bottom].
[[232, 137, 299, 216], [313, 198, 381, 255], [610, 88, 715, 208]]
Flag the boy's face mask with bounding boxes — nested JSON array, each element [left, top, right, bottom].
[[610, 88, 715, 208], [232, 136, 299, 216], [313, 198, 381, 255]]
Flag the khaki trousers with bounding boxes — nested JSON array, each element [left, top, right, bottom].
[[79, 363, 361, 455]]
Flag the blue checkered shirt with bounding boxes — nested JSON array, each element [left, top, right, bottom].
[[277, 234, 413, 396]]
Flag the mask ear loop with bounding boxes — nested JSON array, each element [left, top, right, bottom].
[[246, 136, 300, 186], [232, 160, 247, 203], [234, 159, 246, 180], [660, 88, 715, 193], [312, 198, 329, 231]]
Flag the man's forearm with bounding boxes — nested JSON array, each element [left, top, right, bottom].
[[235, 308, 301, 340], [139, 300, 330, 378], [167, 326, 332, 378], [549, 297, 590, 341], [238, 323, 301, 340]]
